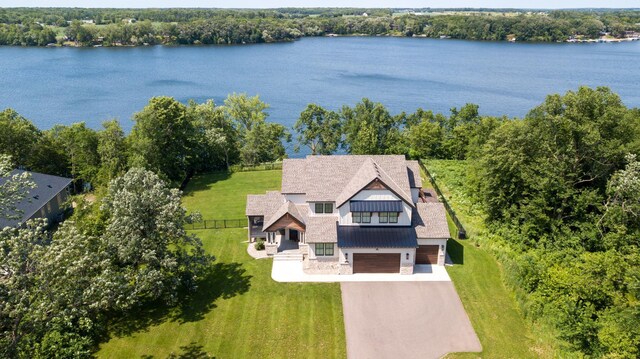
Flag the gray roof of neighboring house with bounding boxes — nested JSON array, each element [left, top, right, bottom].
[[337, 225, 418, 248], [413, 202, 450, 239], [281, 155, 417, 206], [0, 170, 72, 228], [306, 216, 338, 243]]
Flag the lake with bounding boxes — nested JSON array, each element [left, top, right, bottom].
[[1, 36, 639, 134]]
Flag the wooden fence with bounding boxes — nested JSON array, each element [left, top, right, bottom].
[[418, 159, 467, 239], [185, 218, 246, 230]]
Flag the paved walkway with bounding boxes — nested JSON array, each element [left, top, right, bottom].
[[245, 241, 269, 259], [271, 260, 451, 282], [341, 281, 482, 359]]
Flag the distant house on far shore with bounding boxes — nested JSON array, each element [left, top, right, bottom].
[[0, 171, 73, 229]]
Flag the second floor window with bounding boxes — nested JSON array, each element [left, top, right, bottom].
[[353, 212, 371, 223], [315, 202, 333, 214], [378, 212, 399, 223]]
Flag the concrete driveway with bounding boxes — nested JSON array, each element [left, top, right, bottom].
[[341, 282, 481, 359]]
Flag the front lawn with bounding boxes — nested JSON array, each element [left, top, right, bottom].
[[98, 170, 346, 358], [423, 160, 557, 358]]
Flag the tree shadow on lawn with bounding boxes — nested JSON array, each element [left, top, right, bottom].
[[447, 238, 465, 265], [107, 262, 251, 338], [181, 171, 232, 198], [141, 341, 215, 358]]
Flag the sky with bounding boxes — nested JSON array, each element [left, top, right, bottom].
[[0, 0, 638, 9]]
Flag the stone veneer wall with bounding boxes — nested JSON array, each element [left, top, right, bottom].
[[400, 262, 414, 275], [304, 257, 340, 274]]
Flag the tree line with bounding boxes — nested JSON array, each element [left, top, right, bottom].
[[0, 8, 639, 46], [0, 93, 290, 190]]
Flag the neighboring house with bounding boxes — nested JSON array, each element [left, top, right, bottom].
[[246, 155, 450, 275], [0, 170, 73, 229]]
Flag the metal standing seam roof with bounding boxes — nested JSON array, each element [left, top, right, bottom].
[[0, 170, 72, 228], [337, 225, 418, 248], [350, 200, 403, 212]]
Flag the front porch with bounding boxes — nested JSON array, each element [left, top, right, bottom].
[[264, 227, 308, 257]]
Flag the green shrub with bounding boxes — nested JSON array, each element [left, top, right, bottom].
[[254, 240, 265, 250]]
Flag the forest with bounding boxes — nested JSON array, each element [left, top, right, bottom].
[[0, 8, 639, 46], [1, 86, 640, 357]]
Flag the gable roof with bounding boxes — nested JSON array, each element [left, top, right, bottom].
[[407, 160, 422, 188], [262, 200, 306, 231], [0, 170, 72, 228], [335, 158, 413, 208], [413, 202, 450, 239], [281, 155, 417, 206]]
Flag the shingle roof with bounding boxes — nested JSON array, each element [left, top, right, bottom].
[[407, 160, 423, 188], [262, 201, 306, 231], [413, 202, 450, 239], [337, 225, 418, 248], [281, 155, 416, 207], [305, 216, 338, 243], [0, 170, 72, 228], [246, 191, 285, 216]]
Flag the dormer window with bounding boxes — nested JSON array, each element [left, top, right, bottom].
[[315, 202, 333, 214], [353, 212, 371, 223]]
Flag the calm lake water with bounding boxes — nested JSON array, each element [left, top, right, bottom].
[[1, 36, 639, 134]]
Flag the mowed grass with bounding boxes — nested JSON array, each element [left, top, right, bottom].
[[98, 170, 346, 359], [181, 170, 281, 219], [423, 160, 555, 358]]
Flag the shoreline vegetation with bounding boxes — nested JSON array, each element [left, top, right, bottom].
[[0, 8, 639, 47]]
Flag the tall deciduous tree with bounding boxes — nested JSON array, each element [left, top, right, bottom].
[[97, 119, 127, 187], [223, 93, 289, 165], [0, 109, 40, 168], [294, 104, 341, 155], [341, 98, 403, 155], [128, 97, 196, 184], [0, 154, 35, 223], [100, 168, 212, 306]]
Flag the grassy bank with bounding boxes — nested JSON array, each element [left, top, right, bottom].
[[423, 160, 557, 358], [98, 170, 346, 358]]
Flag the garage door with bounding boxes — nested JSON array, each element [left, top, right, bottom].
[[416, 245, 439, 265], [353, 253, 400, 273]]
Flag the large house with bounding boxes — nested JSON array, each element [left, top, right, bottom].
[[0, 170, 73, 229], [246, 155, 450, 275]]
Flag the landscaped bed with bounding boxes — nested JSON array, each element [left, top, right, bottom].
[[97, 170, 346, 358]]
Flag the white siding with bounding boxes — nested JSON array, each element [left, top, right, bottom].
[[284, 194, 306, 204], [411, 188, 420, 203], [338, 189, 412, 226], [309, 202, 336, 216]]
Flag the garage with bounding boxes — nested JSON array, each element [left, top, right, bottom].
[[416, 245, 439, 265], [353, 253, 401, 273]]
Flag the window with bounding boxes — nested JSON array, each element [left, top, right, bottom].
[[324, 203, 333, 213], [378, 212, 398, 223], [315, 202, 333, 214], [315, 243, 334, 256], [389, 212, 398, 223], [353, 212, 371, 223], [379, 212, 388, 223], [315, 243, 324, 256]]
